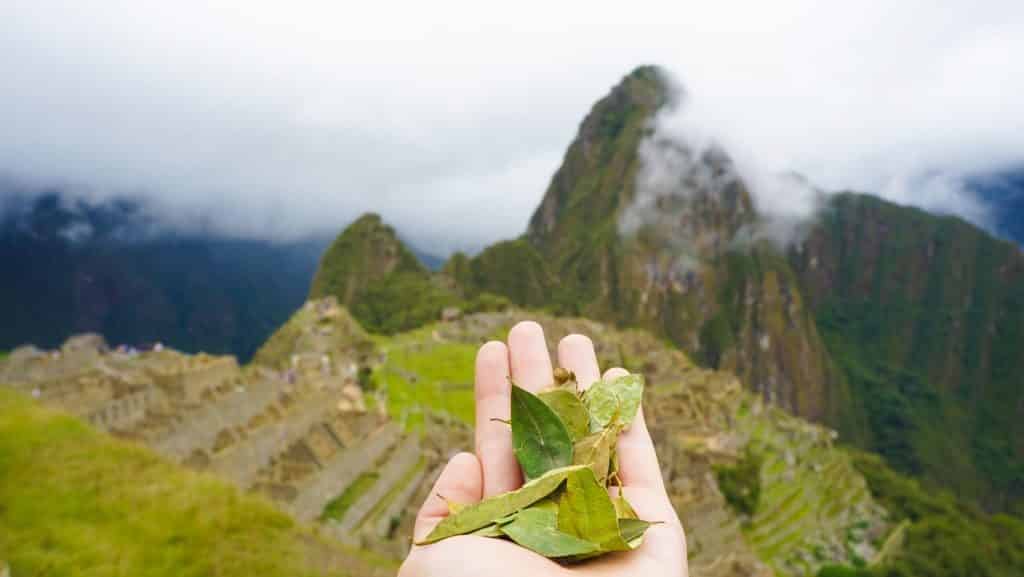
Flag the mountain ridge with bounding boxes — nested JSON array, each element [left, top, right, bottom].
[[309, 65, 1023, 515]]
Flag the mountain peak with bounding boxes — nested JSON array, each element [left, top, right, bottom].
[[309, 212, 425, 307], [526, 67, 673, 246]]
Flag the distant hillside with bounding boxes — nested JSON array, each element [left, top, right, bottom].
[[0, 193, 327, 360], [793, 192, 1024, 512], [310, 214, 510, 334]]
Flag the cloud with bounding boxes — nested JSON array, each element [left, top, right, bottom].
[[1, 1, 1022, 253]]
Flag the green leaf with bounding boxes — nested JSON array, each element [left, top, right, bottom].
[[583, 374, 644, 432], [539, 388, 590, 442], [573, 425, 621, 483], [470, 524, 507, 538], [556, 467, 630, 552], [419, 465, 586, 544], [612, 495, 638, 520], [498, 507, 601, 558], [512, 383, 574, 480], [618, 518, 655, 549]]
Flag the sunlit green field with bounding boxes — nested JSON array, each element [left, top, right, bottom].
[[373, 330, 477, 428]]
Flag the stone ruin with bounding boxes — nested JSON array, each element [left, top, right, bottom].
[[0, 303, 890, 576], [0, 301, 450, 556]]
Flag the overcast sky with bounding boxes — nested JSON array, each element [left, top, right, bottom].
[[2, 1, 1022, 254]]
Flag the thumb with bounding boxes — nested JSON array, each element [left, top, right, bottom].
[[413, 452, 484, 543]]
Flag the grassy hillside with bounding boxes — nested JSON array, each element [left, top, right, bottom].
[[0, 388, 392, 577]]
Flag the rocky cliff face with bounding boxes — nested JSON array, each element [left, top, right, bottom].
[[520, 66, 843, 423]]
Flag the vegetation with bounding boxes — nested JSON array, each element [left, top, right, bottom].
[[309, 213, 426, 307], [0, 194, 322, 361], [807, 193, 1024, 513], [0, 388, 390, 577], [321, 473, 380, 522], [373, 333, 477, 427], [817, 566, 874, 577], [351, 271, 460, 334], [850, 450, 1024, 577], [452, 239, 559, 309], [713, 446, 763, 517]]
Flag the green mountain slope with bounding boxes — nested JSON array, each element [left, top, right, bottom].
[[494, 66, 847, 424], [306, 66, 1023, 515], [793, 193, 1024, 512]]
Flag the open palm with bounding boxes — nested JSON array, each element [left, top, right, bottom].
[[399, 321, 688, 577]]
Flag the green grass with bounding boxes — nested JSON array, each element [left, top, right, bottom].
[[374, 333, 476, 427], [0, 388, 392, 577], [321, 473, 380, 522], [714, 446, 762, 516]]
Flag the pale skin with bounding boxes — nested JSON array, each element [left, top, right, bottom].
[[399, 321, 688, 577]]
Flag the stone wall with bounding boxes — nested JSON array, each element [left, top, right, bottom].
[[151, 375, 283, 461], [86, 386, 162, 432], [287, 423, 402, 523], [207, 387, 339, 488], [335, 436, 421, 532], [149, 355, 239, 404]]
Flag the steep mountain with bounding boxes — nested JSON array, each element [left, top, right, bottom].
[[792, 193, 1024, 512], [0, 193, 325, 360], [306, 66, 1023, 514], [311, 214, 513, 334], [309, 213, 428, 306], [467, 67, 849, 425], [460, 67, 1024, 514]]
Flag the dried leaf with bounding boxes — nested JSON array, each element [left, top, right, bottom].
[[573, 425, 621, 483], [583, 374, 644, 432], [470, 524, 507, 538], [539, 388, 590, 442], [418, 465, 585, 544], [612, 495, 638, 520], [619, 518, 656, 549], [512, 383, 574, 480], [499, 507, 601, 558], [556, 467, 630, 553]]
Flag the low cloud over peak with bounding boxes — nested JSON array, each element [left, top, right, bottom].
[[1, 1, 1022, 254]]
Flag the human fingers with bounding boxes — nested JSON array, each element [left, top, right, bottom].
[[412, 452, 484, 543], [556, 333, 601, 390], [508, 321, 554, 393], [474, 340, 521, 497]]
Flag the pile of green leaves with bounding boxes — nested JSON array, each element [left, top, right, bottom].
[[417, 371, 655, 561]]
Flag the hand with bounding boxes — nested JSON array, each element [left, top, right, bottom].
[[399, 321, 688, 577]]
